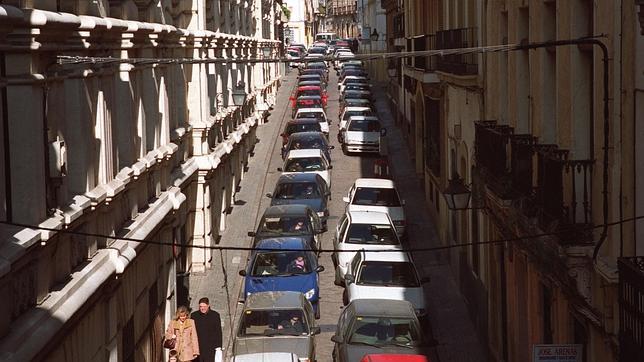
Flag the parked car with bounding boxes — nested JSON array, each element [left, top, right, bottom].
[[279, 149, 333, 187], [282, 132, 334, 162], [343, 178, 406, 237], [332, 210, 402, 285], [281, 119, 322, 146], [239, 239, 325, 317], [290, 86, 328, 107], [343, 250, 429, 323], [292, 96, 324, 118], [286, 49, 302, 68], [341, 116, 386, 154], [248, 204, 324, 250], [293, 108, 330, 135], [340, 89, 374, 104], [331, 299, 430, 361], [338, 106, 376, 138], [298, 74, 326, 87], [267, 173, 331, 227], [297, 79, 326, 90], [339, 98, 374, 114], [233, 291, 321, 359], [339, 76, 369, 92]]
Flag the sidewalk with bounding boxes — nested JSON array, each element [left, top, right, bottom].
[[372, 83, 488, 362]]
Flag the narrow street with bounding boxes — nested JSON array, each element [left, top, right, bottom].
[[189, 68, 486, 361]]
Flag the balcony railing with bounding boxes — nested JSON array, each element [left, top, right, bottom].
[[436, 27, 478, 75], [619, 257, 644, 362], [412, 34, 437, 71], [475, 121, 594, 245]]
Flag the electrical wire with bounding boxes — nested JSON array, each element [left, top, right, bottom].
[[1, 215, 642, 254]]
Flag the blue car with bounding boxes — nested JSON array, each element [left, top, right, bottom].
[[266, 173, 331, 227], [239, 237, 325, 319]]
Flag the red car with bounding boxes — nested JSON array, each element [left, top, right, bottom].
[[290, 86, 328, 107], [360, 354, 430, 362]]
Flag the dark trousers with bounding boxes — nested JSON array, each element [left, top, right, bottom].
[[194, 350, 216, 362]]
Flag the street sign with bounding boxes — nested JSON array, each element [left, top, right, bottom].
[[533, 344, 583, 362]]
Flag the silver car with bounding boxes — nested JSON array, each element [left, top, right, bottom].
[[233, 291, 321, 360]]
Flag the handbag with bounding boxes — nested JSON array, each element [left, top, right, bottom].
[[163, 337, 176, 349]]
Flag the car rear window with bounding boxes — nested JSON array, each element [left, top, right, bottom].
[[356, 261, 420, 287], [285, 157, 326, 172], [238, 308, 308, 336], [352, 187, 401, 206], [348, 119, 381, 132], [286, 122, 321, 134], [348, 316, 421, 345]]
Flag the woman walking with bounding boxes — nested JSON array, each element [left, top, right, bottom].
[[165, 306, 200, 361]]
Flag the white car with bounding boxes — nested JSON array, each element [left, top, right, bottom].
[[278, 149, 332, 187], [338, 106, 375, 133], [332, 210, 402, 285], [343, 178, 406, 237], [294, 108, 329, 135], [341, 116, 385, 154], [338, 76, 369, 92], [343, 250, 429, 321], [334, 51, 354, 68]]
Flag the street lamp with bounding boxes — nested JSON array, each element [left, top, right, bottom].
[[442, 176, 472, 210], [370, 28, 379, 42], [262, 46, 271, 58], [232, 81, 247, 106]]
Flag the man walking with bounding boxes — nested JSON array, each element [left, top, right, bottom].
[[191, 297, 223, 362]]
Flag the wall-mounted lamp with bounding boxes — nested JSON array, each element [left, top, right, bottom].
[[443, 177, 472, 211], [232, 81, 247, 106]]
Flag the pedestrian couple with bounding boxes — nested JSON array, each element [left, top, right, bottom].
[[165, 297, 223, 362]]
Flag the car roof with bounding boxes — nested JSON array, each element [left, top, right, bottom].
[[348, 299, 416, 317], [262, 204, 312, 217], [342, 106, 372, 113], [347, 210, 392, 224], [254, 236, 310, 250], [277, 173, 322, 183], [289, 131, 326, 139], [245, 291, 308, 310], [286, 149, 325, 159], [354, 178, 396, 188], [360, 250, 411, 262], [348, 116, 380, 122], [296, 108, 326, 113], [343, 76, 368, 80], [288, 118, 321, 125]]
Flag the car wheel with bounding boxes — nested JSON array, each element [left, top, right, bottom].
[[342, 290, 348, 305], [315, 303, 321, 319], [334, 270, 344, 286], [341, 144, 348, 155]]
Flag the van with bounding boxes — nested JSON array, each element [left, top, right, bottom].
[[315, 32, 337, 43]]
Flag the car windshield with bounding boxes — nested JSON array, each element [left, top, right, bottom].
[[258, 216, 312, 235], [274, 182, 320, 199], [288, 50, 300, 57], [308, 47, 325, 54], [288, 137, 327, 153], [346, 224, 399, 245], [297, 90, 321, 97], [238, 308, 309, 336], [348, 119, 381, 132], [348, 316, 421, 346], [250, 251, 313, 277], [297, 99, 322, 107], [285, 157, 326, 172], [356, 261, 420, 287], [287, 123, 321, 134], [352, 187, 401, 206]]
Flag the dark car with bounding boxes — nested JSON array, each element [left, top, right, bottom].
[[248, 204, 325, 251], [300, 68, 327, 81], [281, 119, 323, 145], [343, 83, 372, 92], [282, 132, 334, 162], [298, 80, 326, 90], [299, 74, 325, 85], [266, 173, 331, 227], [340, 90, 374, 104], [331, 299, 431, 362], [339, 69, 369, 81]]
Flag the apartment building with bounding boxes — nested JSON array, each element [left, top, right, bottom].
[[283, 0, 315, 46], [327, 0, 358, 38], [385, 0, 643, 361], [0, 0, 281, 360]]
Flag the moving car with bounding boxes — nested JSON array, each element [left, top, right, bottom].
[[332, 210, 402, 285], [341, 116, 386, 154], [279, 149, 333, 187], [343, 178, 406, 236], [233, 291, 321, 360], [239, 239, 325, 318], [248, 204, 324, 250], [343, 250, 430, 323], [331, 299, 430, 361], [267, 173, 331, 227]]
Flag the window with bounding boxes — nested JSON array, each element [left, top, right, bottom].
[[424, 97, 441, 176]]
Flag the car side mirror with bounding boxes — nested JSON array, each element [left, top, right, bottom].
[[380, 128, 387, 137], [344, 274, 355, 284], [265, 193, 273, 198], [342, 196, 350, 203], [239, 270, 247, 276], [247, 231, 256, 237], [311, 326, 321, 335], [327, 165, 333, 169], [277, 167, 283, 171], [331, 335, 343, 343], [421, 277, 431, 284], [316, 265, 325, 273]]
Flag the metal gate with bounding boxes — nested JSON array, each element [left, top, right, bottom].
[[618, 257, 644, 361]]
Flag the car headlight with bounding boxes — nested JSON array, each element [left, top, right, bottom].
[[304, 288, 315, 299], [415, 308, 427, 316]]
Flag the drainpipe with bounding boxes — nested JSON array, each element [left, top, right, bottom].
[[1, 53, 10, 221], [516, 37, 609, 261]]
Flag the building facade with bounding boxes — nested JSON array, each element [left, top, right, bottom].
[[0, 0, 281, 360], [283, 0, 315, 46], [384, 0, 643, 361], [327, 0, 357, 38]]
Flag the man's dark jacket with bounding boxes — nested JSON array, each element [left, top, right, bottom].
[[191, 309, 222, 361]]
